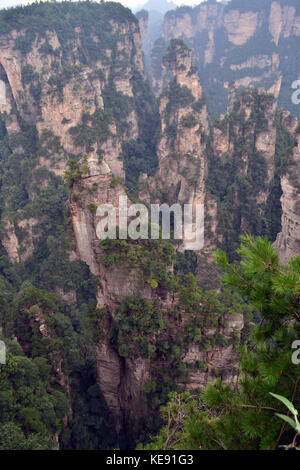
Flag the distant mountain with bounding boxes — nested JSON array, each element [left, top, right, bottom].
[[133, 0, 177, 15]]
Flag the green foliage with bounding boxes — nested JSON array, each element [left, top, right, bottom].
[[180, 112, 198, 128], [122, 69, 159, 193], [0, 2, 137, 57], [102, 85, 133, 131], [0, 345, 64, 449], [21, 65, 37, 86], [162, 78, 195, 145], [274, 112, 297, 175], [215, 235, 300, 337], [63, 158, 81, 188], [110, 176, 122, 188], [113, 296, 166, 358], [38, 40, 55, 56], [163, 39, 190, 69], [174, 250, 197, 276], [48, 65, 83, 101], [100, 238, 176, 290], [88, 203, 97, 213], [14, 30, 36, 54], [163, 79, 195, 116], [69, 108, 112, 152], [271, 393, 300, 449], [151, 37, 169, 85]]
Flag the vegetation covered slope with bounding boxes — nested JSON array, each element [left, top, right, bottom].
[[141, 236, 300, 450]]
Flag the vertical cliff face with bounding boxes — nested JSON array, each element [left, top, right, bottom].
[[212, 88, 277, 197], [0, 4, 151, 263], [69, 163, 154, 435], [206, 86, 300, 260], [275, 117, 300, 262], [136, 10, 149, 47], [0, 17, 143, 180], [147, 0, 300, 119], [69, 157, 243, 439], [140, 39, 209, 248]]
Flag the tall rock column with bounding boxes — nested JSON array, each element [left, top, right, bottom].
[[140, 39, 210, 250]]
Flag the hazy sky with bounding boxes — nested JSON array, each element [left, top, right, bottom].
[[0, 0, 210, 11]]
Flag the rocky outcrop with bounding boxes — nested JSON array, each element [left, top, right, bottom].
[[0, 30, 140, 178], [94, 339, 123, 432], [1, 219, 19, 262], [269, 1, 300, 43], [204, 86, 300, 262], [70, 167, 151, 434], [224, 10, 258, 46], [211, 89, 278, 226], [275, 170, 300, 262]]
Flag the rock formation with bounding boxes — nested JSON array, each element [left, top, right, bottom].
[[146, 0, 300, 119], [0, 2, 298, 446]]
